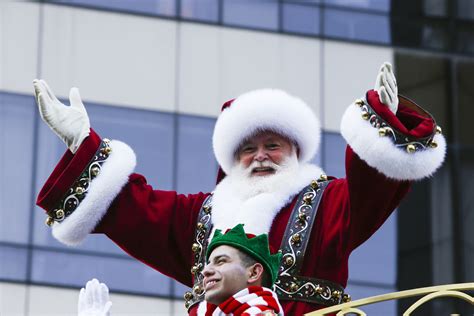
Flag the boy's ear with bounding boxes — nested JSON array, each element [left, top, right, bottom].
[[247, 263, 265, 285]]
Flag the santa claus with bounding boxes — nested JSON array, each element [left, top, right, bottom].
[[34, 62, 446, 315]]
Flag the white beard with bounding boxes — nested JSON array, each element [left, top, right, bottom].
[[211, 154, 324, 235]]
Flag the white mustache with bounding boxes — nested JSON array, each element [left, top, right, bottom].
[[246, 160, 281, 174]]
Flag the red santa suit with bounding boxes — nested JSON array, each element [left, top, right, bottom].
[[37, 89, 445, 316]]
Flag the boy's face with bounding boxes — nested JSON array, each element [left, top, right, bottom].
[[202, 245, 250, 305]]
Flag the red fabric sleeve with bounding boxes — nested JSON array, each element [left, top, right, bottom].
[[36, 129, 101, 211]]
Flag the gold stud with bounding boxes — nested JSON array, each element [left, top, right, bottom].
[[203, 205, 211, 214], [291, 233, 301, 244], [75, 187, 85, 194], [303, 195, 312, 205], [289, 283, 299, 292], [361, 112, 370, 120], [55, 209, 65, 219], [45, 216, 54, 227], [184, 291, 193, 301], [91, 166, 100, 176], [429, 140, 438, 148], [406, 144, 416, 153], [310, 180, 318, 189], [355, 99, 364, 106], [342, 294, 351, 303], [284, 256, 294, 267], [315, 285, 323, 294], [332, 290, 342, 299], [378, 127, 387, 137], [436, 125, 442, 134], [193, 285, 203, 295], [319, 174, 328, 181], [102, 146, 112, 154], [298, 213, 307, 222], [191, 243, 200, 253]]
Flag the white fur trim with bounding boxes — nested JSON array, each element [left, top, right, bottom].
[[213, 89, 320, 175], [340, 102, 446, 180], [52, 140, 136, 245], [211, 163, 324, 235]]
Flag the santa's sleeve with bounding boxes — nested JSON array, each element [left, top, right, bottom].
[[336, 90, 446, 250], [36, 129, 206, 285]]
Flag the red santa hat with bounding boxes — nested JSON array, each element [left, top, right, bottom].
[[212, 88, 321, 176]]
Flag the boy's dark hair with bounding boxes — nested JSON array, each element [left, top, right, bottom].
[[237, 250, 272, 288]]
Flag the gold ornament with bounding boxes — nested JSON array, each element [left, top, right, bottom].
[[45, 216, 54, 227], [406, 144, 416, 153], [361, 112, 370, 120], [355, 99, 364, 106]]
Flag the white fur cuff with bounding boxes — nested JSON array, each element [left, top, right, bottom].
[[52, 140, 137, 245], [340, 102, 446, 180]]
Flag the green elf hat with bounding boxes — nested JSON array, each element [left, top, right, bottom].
[[206, 224, 282, 285]]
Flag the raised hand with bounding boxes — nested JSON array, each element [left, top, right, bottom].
[[33, 79, 90, 153], [374, 62, 398, 114], [78, 279, 112, 316]]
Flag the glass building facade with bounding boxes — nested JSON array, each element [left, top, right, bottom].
[[0, 0, 473, 315]]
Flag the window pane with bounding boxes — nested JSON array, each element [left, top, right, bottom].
[[0, 93, 35, 244], [180, 0, 219, 22], [176, 115, 217, 194], [223, 0, 279, 30], [457, 0, 474, 21], [324, 0, 390, 13], [322, 132, 345, 178], [324, 9, 390, 43], [282, 3, 320, 35], [31, 250, 171, 295], [0, 245, 28, 281], [47, 0, 176, 17]]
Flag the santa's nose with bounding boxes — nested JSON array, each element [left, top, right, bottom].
[[254, 147, 269, 162]]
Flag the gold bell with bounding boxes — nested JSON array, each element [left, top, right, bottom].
[[45, 216, 54, 227], [429, 140, 438, 148], [91, 166, 100, 176], [332, 290, 342, 299], [196, 222, 205, 231], [361, 112, 370, 120], [191, 243, 200, 253], [319, 174, 328, 181], [284, 256, 294, 267], [355, 99, 364, 106], [75, 186, 85, 194], [191, 265, 200, 274], [303, 195, 312, 205], [378, 127, 387, 137], [184, 291, 193, 301], [406, 144, 416, 153], [193, 285, 203, 295], [436, 125, 442, 134], [203, 205, 211, 214], [55, 209, 65, 219], [310, 180, 318, 189], [104, 146, 112, 154], [289, 283, 299, 292], [342, 293, 351, 303], [291, 233, 301, 244]]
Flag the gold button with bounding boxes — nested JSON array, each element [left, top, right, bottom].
[[284, 256, 294, 267], [342, 293, 351, 302], [193, 285, 203, 295], [315, 285, 323, 294], [91, 166, 100, 176], [436, 125, 442, 134], [298, 213, 307, 222], [289, 283, 299, 292], [429, 140, 438, 148], [196, 222, 205, 231], [303, 195, 312, 205], [310, 180, 318, 189], [75, 187, 85, 194], [355, 99, 364, 106], [191, 265, 200, 274], [319, 174, 328, 181], [378, 127, 387, 137], [332, 290, 342, 299], [361, 112, 370, 120], [203, 205, 211, 214]]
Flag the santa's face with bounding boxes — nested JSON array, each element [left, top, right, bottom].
[[202, 245, 250, 305], [236, 131, 295, 177]]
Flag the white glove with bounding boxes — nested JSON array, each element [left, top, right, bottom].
[[33, 79, 90, 153], [78, 279, 112, 316], [374, 62, 399, 114]]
